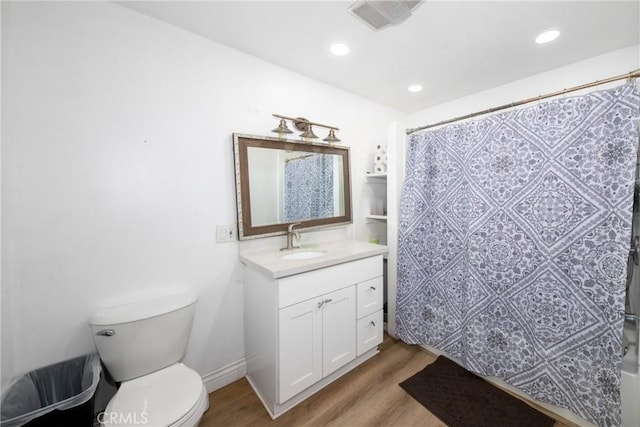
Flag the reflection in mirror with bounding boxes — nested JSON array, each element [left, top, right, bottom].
[[248, 148, 344, 225], [234, 134, 352, 240]]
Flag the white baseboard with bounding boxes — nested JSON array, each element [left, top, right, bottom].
[[201, 358, 247, 393]]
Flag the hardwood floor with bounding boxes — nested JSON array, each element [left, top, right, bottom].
[[200, 335, 571, 427]]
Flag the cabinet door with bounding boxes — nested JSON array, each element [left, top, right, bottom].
[[278, 298, 323, 403], [322, 286, 356, 377]]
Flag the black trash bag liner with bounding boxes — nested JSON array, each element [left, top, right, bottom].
[[1, 354, 101, 427]]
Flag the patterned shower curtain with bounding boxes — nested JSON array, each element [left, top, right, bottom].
[[397, 83, 640, 426], [284, 154, 334, 221]]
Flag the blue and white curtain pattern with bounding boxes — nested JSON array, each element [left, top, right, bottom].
[[396, 83, 640, 426], [284, 154, 334, 222]]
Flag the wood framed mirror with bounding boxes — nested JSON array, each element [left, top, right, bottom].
[[233, 133, 352, 240]]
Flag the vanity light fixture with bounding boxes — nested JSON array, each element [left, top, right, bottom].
[[271, 119, 294, 140], [323, 129, 341, 146], [299, 125, 319, 141], [272, 114, 341, 146]]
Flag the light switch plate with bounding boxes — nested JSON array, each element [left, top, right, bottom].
[[216, 224, 236, 242]]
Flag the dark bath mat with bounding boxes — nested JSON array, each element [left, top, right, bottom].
[[399, 356, 555, 427]]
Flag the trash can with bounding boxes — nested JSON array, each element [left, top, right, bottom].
[[1, 353, 101, 427]]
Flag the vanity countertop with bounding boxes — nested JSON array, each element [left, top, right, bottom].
[[240, 240, 388, 279]]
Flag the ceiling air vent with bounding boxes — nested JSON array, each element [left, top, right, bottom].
[[348, 0, 424, 31]]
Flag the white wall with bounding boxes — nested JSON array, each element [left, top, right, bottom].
[[0, 1, 405, 386], [409, 45, 640, 130]]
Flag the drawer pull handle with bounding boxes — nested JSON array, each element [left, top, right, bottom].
[[318, 298, 333, 308], [370, 321, 376, 327], [370, 286, 376, 291]]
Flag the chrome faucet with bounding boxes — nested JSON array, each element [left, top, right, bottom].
[[281, 222, 301, 251]]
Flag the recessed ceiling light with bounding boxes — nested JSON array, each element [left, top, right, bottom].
[[408, 84, 423, 93], [330, 43, 349, 56], [535, 29, 560, 44]]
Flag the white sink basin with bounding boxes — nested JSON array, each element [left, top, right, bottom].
[[281, 250, 327, 260]]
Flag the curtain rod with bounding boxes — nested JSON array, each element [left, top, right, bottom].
[[406, 69, 640, 135]]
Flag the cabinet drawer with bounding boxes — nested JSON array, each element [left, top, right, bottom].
[[356, 310, 383, 356], [279, 255, 383, 308], [356, 276, 383, 319]]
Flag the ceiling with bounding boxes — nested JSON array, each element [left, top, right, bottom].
[[117, 1, 640, 113]]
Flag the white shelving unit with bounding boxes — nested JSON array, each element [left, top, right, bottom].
[[359, 121, 406, 338], [365, 172, 388, 179], [365, 214, 387, 221], [360, 121, 407, 338], [364, 171, 388, 326], [364, 172, 388, 235]]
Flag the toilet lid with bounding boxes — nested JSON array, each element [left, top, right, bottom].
[[104, 363, 204, 427]]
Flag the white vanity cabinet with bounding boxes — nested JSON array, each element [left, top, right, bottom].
[[242, 245, 385, 419]]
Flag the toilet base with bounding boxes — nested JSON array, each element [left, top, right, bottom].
[[101, 364, 208, 427], [172, 385, 209, 427]]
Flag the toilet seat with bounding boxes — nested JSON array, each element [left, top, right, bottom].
[[103, 363, 209, 427]]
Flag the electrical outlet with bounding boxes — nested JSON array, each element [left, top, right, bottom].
[[216, 224, 236, 242]]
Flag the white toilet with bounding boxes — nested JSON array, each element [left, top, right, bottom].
[[90, 290, 209, 427]]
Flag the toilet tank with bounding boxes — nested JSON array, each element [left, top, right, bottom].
[[90, 291, 197, 382]]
